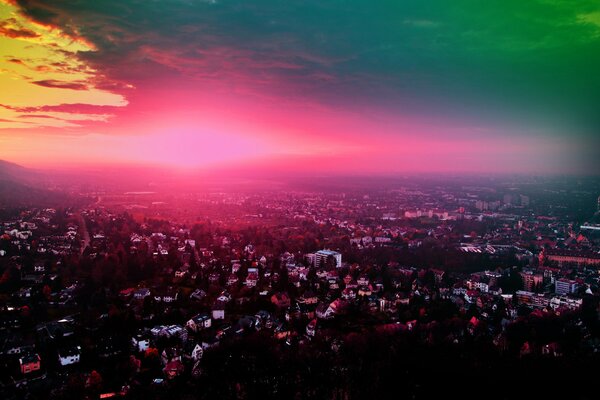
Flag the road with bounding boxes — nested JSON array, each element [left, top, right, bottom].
[[77, 212, 90, 255]]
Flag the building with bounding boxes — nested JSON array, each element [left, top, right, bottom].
[[543, 249, 600, 267], [503, 194, 515, 205], [132, 334, 150, 352], [133, 288, 151, 300], [58, 346, 81, 366], [314, 250, 342, 269], [550, 296, 583, 311], [555, 278, 579, 295], [520, 270, 543, 292], [515, 291, 550, 308], [186, 314, 212, 332], [212, 302, 226, 320], [19, 353, 41, 375]]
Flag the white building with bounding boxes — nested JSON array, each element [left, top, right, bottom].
[[58, 346, 81, 366], [132, 334, 150, 352], [314, 250, 342, 269], [555, 278, 579, 295], [186, 314, 212, 332], [549, 296, 583, 311]]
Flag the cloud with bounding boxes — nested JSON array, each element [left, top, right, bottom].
[[2, 0, 599, 173], [0, 18, 40, 38], [31, 79, 89, 90], [403, 19, 440, 28], [2, 102, 123, 114], [0, 0, 127, 130]]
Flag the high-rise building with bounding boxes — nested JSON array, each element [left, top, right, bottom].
[[475, 200, 488, 211], [314, 250, 342, 269], [503, 194, 514, 205], [520, 270, 543, 292], [555, 278, 579, 295]]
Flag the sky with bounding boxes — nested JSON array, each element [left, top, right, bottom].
[[1, 0, 599, 175]]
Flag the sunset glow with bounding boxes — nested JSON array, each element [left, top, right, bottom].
[[1, 0, 599, 174]]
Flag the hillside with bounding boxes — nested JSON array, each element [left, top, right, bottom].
[[0, 160, 69, 207]]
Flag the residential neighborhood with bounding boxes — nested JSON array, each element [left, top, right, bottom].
[[1, 176, 600, 399]]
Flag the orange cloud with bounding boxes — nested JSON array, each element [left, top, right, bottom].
[[0, 0, 127, 130]]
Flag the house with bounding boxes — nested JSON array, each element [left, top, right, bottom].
[[174, 270, 188, 278], [161, 347, 181, 366], [274, 321, 292, 340], [298, 302, 316, 319], [285, 303, 302, 321], [255, 310, 272, 329], [189, 343, 204, 361], [316, 300, 342, 320], [357, 275, 370, 286], [17, 287, 33, 299], [208, 273, 221, 284], [132, 334, 151, 352], [298, 267, 310, 281], [328, 278, 339, 290], [190, 289, 206, 301], [58, 346, 81, 366], [43, 320, 75, 340], [201, 336, 220, 350], [345, 279, 359, 290], [119, 288, 136, 298], [298, 291, 318, 305], [216, 292, 232, 303], [150, 325, 185, 339], [245, 272, 259, 287], [271, 292, 291, 309], [238, 315, 257, 331], [227, 273, 239, 286], [163, 360, 184, 379], [133, 288, 151, 300], [306, 319, 317, 337], [153, 288, 178, 303], [216, 325, 232, 339], [212, 302, 226, 320], [186, 313, 212, 332], [341, 287, 356, 300], [19, 353, 41, 375]]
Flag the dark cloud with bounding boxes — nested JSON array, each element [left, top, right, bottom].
[[1, 103, 122, 118], [17, 114, 55, 119], [31, 79, 89, 90], [0, 19, 40, 38]]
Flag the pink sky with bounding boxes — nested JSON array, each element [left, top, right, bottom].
[[0, 0, 586, 175]]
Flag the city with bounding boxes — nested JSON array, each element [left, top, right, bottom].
[[1, 170, 600, 398], [2, 0, 600, 399]]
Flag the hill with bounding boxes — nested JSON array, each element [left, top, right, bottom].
[[0, 160, 69, 207]]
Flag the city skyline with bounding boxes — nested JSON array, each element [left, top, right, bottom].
[[1, 0, 600, 174]]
